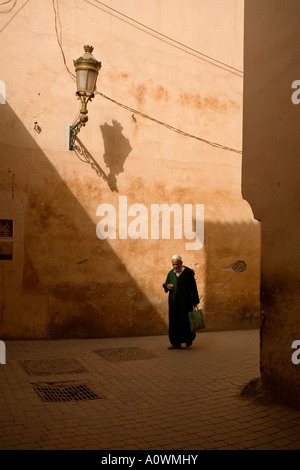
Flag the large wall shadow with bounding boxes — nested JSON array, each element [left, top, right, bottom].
[[0, 104, 165, 339]]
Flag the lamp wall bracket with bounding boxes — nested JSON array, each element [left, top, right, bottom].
[[67, 121, 85, 150]]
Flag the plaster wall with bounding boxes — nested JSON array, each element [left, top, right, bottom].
[[0, 0, 259, 339], [243, 0, 300, 408]]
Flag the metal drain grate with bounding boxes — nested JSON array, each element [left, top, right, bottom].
[[21, 359, 86, 376], [33, 382, 102, 402], [93, 346, 155, 362]]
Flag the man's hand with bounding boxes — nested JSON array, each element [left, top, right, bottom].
[[166, 284, 174, 290]]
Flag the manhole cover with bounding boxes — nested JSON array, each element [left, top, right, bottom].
[[93, 346, 155, 362], [32, 382, 102, 402], [21, 359, 86, 376]]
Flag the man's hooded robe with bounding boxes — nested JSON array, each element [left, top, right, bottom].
[[163, 266, 199, 346]]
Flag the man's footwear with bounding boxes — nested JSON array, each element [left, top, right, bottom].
[[168, 344, 181, 349], [185, 341, 193, 348]]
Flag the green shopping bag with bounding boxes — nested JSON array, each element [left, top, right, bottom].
[[189, 307, 205, 332]]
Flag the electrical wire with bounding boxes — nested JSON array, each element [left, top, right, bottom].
[[52, 0, 76, 81], [52, 0, 79, 126], [84, 0, 243, 77], [0, 0, 29, 33], [50, 0, 242, 154], [93, 0, 243, 74], [0, 0, 16, 13], [95, 91, 242, 155]]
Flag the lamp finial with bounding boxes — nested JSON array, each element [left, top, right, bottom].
[[84, 45, 94, 53]]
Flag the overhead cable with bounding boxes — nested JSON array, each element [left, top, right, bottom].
[[84, 0, 243, 77], [0, 0, 29, 33], [50, 1, 242, 154], [95, 91, 242, 155], [0, 0, 16, 13], [52, 0, 76, 81]]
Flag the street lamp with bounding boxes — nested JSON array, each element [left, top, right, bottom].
[[68, 45, 101, 150]]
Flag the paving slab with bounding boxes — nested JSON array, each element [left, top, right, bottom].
[[0, 329, 300, 450]]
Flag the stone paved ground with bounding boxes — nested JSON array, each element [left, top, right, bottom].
[[0, 329, 300, 450]]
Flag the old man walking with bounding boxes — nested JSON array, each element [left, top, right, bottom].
[[163, 255, 199, 349]]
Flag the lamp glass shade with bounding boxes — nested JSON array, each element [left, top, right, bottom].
[[76, 68, 98, 96]]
